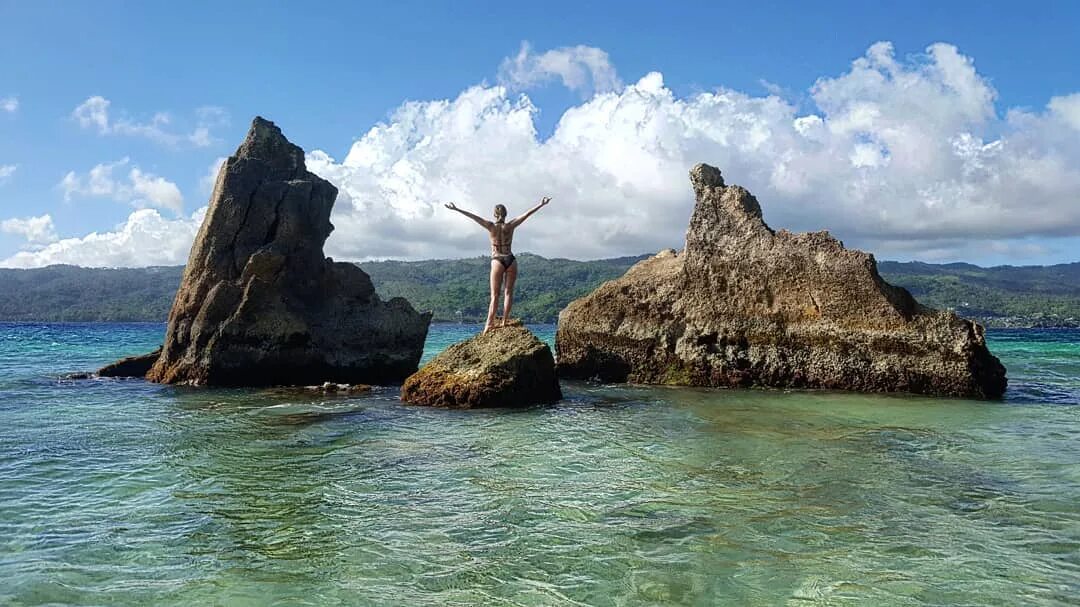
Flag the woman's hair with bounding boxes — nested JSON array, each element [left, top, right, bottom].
[[494, 204, 507, 222]]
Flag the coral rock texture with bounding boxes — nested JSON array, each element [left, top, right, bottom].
[[402, 321, 561, 408], [556, 164, 1007, 399]]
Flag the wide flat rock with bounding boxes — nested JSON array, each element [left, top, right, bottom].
[[401, 321, 561, 408], [556, 163, 1007, 399]]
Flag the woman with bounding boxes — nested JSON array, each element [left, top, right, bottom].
[[444, 197, 551, 332]]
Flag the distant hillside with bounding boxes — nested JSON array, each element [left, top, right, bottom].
[[357, 253, 648, 323], [1, 256, 1078, 326], [0, 265, 183, 322], [878, 261, 1080, 327], [0, 255, 646, 324]]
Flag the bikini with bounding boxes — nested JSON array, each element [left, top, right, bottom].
[[492, 253, 516, 268], [491, 223, 516, 268]]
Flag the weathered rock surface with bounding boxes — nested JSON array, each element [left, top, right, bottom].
[[401, 321, 562, 408], [556, 164, 1007, 399], [97, 348, 162, 378], [125, 117, 431, 386]]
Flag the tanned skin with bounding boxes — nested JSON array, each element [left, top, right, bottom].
[[444, 197, 551, 332]]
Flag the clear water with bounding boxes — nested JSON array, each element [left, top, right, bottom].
[[0, 323, 1077, 606]]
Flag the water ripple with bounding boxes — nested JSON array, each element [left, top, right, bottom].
[[0, 324, 1077, 605]]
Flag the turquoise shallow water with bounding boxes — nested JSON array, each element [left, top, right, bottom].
[[0, 323, 1077, 606]]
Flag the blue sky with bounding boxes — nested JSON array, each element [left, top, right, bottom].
[[1, 0, 1079, 267]]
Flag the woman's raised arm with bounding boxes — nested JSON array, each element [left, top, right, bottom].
[[444, 202, 492, 229], [508, 196, 551, 228]]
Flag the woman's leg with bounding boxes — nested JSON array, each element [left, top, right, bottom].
[[485, 260, 504, 332], [501, 260, 518, 326]]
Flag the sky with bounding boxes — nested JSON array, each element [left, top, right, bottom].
[[1, 0, 1079, 268]]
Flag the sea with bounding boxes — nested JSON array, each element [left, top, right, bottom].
[[0, 323, 1077, 606]]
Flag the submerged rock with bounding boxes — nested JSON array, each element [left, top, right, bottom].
[[98, 348, 161, 378], [122, 117, 431, 386], [262, 382, 372, 396], [401, 321, 561, 408], [556, 164, 1007, 399]]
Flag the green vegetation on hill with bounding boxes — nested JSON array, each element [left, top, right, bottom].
[[0, 255, 646, 324], [0, 265, 183, 322], [1, 256, 1078, 327], [878, 261, 1080, 327], [357, 254, 646, 323]]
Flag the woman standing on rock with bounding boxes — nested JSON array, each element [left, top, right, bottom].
[[444, 197, 551, 332]]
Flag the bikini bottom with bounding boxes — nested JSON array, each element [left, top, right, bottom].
[[492, 253, 516, 269]]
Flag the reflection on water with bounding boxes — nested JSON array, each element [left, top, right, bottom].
[[0, 323, 1077, 605]]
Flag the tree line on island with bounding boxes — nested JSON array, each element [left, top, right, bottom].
[[1, 255, 1079, 327]]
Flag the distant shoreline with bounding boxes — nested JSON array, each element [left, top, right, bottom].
[[0, 317, 1071, 330], [2, 255, 1079, 328]]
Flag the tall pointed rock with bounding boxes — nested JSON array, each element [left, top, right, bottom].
[[145, 117, 431, 386]]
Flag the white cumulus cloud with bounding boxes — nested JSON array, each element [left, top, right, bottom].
[[0, 207, 206, 268], [129, 168, 184, 213], [1, 214, 57, 245], [71, 96, 228, 147], [8, 41, 1080, 268], [499, 42, 622, 95], [1048, 93, 1080, 132], [1, 96, 17, 113], [310, 41, 1080, 262], [60, 159, 184, 214]]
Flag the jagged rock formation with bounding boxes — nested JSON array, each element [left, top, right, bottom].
[[123, 117, 431, 386], [401, 321, 562, 408], [556, 164, 1007, 399]]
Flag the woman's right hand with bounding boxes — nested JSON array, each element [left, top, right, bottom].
[[444, 202, 457, 210]]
